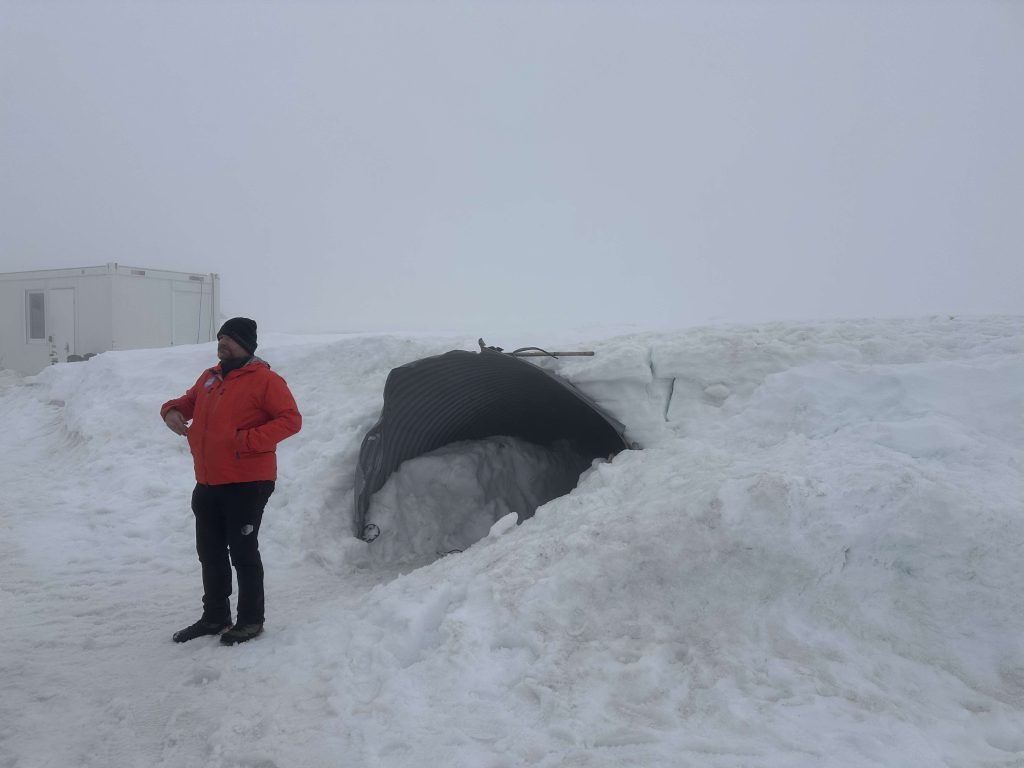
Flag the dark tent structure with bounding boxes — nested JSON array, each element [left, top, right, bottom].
[[354, 347, 630, 538]]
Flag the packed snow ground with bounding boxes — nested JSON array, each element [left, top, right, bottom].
[[1, 316, 1023, 768]]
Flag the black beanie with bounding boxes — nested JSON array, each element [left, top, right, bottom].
[[217, 317, 258, 355]]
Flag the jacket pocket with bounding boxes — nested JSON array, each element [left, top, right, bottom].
[[235, 429, 270, 458]]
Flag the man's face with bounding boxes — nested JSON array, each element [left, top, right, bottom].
[[217, 334, 248, 361]]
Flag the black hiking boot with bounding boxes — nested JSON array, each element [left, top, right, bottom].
[[172, 618, 232, 643], [220, 623, 264, 646]]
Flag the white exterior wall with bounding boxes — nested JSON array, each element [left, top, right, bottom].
[[78, 272, 114, 357], [111, 272, 174, 349], [110, 265, 218, 350], [171, 273, 219, 346], [0, 266, 113, 375], [0, 264, 219, 374]]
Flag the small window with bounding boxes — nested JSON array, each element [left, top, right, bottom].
[[27, 291, 45, 340]]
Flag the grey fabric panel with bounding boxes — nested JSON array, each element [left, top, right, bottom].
[[354, 349, 629, 534]]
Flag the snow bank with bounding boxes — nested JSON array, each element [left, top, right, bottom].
[[2, 316, 1023, 768]]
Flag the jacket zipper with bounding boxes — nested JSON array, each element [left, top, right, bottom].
[[201, 370, 224, 481], [199, 361, 257, 480]]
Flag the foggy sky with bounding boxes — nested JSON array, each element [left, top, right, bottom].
[[2, 0, 1022, 336]]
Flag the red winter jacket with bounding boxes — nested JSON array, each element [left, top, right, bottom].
[[160, 358, 302, 485]]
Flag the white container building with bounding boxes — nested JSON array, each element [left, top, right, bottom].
[[0, 263, 220, 375]]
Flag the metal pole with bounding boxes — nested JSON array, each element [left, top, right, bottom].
[[510, 350, 594, 357]]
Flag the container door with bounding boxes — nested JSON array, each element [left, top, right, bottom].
[[49, 288, 76, 362]]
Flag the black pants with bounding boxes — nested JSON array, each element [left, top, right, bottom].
[[191, 480, 275, 626]]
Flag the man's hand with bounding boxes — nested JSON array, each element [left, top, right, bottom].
[[164, 409, 190, 436]]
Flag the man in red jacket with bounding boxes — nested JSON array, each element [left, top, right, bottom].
[[161, 317, 301, 645]]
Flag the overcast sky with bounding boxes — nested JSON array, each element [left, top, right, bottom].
[[2, 0, 1021, 336]]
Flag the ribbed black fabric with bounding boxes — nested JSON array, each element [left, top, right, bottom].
[[354, 349, 629, 535]]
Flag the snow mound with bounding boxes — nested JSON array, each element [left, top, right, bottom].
[[2, 316, 1023, 767]]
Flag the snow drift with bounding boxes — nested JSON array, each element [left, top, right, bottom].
[[2, 316, 1023, 768]]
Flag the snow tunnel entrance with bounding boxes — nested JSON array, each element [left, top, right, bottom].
[[355, 348, 630, 563]]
